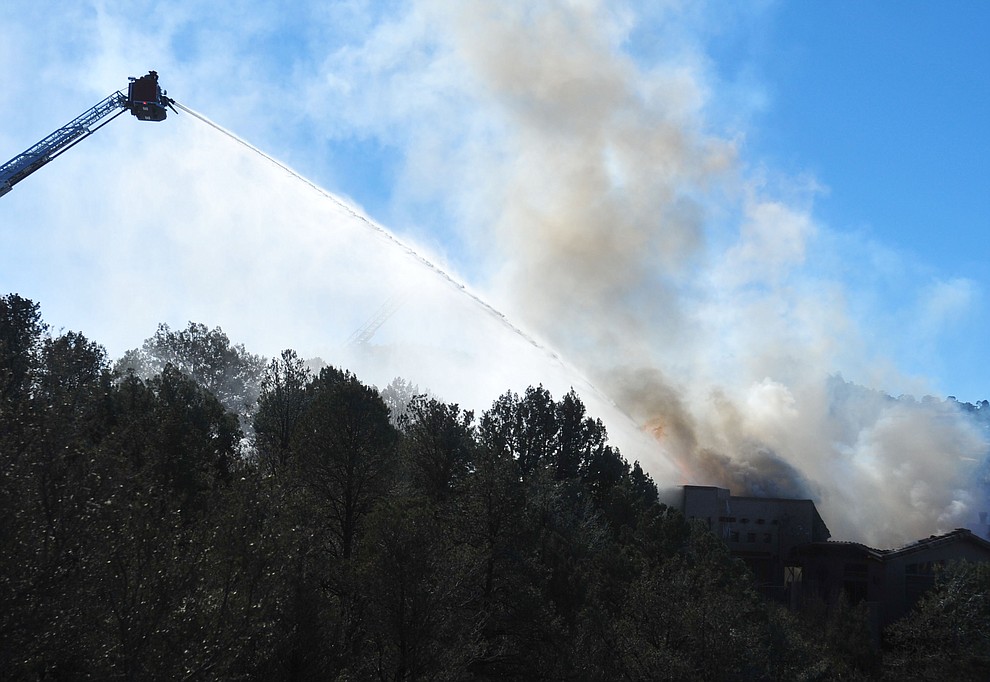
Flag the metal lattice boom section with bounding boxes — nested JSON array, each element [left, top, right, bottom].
[[347, 295, 406, 346], [0, 91, 128, 197]]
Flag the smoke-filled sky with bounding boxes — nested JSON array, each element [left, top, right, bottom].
[[1, 1, 988, 546]]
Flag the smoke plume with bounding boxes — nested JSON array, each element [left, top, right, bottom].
[[3, 1, 986, 548], [350, 0, 989, 547]]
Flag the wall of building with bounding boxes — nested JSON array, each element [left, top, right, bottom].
[[882, 531, 990, 624], [682, 486, 830, 588], [681, 486, 990, 630]]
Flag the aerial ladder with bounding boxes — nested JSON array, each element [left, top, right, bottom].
[[346, 294, 408, 346], [0, 71, 174, 198]]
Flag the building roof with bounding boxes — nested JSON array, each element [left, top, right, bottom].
[[794, 528, 990, 561], [885, 528, 990, 559], [792, 540, 886, 562], [682, 484, 820, 505]]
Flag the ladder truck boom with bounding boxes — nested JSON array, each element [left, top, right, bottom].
[[0, 71, 173, 198]]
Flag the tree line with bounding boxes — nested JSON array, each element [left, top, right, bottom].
[[1, 293, 987, 680]]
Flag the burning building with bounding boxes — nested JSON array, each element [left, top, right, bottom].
[[681, 485, 830, 591], [682, 485, 990, 633]]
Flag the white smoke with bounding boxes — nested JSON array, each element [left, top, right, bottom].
[[2, 1, 986, 547], [306, 0, 988, 547]]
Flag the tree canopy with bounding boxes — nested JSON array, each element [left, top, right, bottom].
[[1, 293, 986, 680]]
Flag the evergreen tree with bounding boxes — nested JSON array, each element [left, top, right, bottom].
[[885, 561, 990, 681], [253, 348, 311, 475], [292, 367, 399, 560]]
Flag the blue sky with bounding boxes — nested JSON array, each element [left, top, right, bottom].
[[272, 0, 990, 403], [746, 2, 990, 401], [0, 0, 987, 401], [1, 1, 988, 542]]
